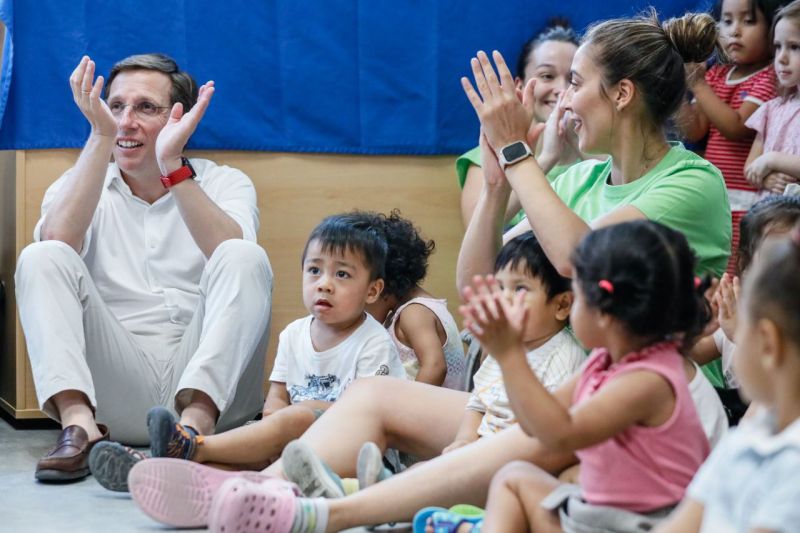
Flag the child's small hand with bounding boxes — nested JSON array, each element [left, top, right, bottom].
[[715, 273, 740, 341], [459, 274, 527, 361], [685, 62, 707, 88], [701, 277, 720, 338], [745, 152, 774, 187], [762, 172, 797, 195]]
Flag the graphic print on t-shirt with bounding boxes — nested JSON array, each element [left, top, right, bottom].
[[289, 374, 341, 403]]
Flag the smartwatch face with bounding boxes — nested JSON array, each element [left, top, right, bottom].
[[502, 142, 528, 161]]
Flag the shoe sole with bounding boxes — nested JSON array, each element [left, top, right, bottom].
[[89, 442, 143, 492], [357, 441, 383, 490], [35, 467, 90, 482], [128, 458, 271, 528], [146, 407, 174, 458], [282, 440, 344, 498]]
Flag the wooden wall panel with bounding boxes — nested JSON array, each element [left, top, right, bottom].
[[2, 149, 465, 417]]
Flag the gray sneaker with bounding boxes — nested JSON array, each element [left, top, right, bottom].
[[89, 441, 147, 492], [357, 441, 387, 490], [281, 440, 345, 498]]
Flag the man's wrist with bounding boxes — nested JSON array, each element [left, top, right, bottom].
[[158, 156, 184, 177], [160, 157, 196, 189], [87, 132, 116, 147]]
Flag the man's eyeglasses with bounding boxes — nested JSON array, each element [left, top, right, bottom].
[[108, 101, 170, 119]]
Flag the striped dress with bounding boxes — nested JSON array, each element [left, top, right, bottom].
[[702, 64, 777, 274]]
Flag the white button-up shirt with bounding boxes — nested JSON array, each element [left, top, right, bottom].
[[34, 158, 259, 343]]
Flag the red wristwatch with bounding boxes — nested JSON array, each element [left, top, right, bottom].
[[160, 157, 196, 188]]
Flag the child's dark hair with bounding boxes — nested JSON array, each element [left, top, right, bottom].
[[572, 220, 710, 347], [515, 18, 580, 79], [738, 195, 800, 274], [744, 222, 800, 347], [712, 0, 788, 32], [302, 213, 388, 281], [494, 231, 571, 299], [347, 209, 435, 299]]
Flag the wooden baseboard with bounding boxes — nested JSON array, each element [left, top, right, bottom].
[[0, 396, 47, 419]]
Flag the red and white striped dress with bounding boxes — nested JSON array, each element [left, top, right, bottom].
[[702, 64, 777, 274]]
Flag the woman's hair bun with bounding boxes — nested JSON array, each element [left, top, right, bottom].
[[662, 12, 720, 64]]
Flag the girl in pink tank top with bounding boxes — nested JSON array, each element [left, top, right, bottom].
[[363, 210, 466, 389], [460, 220, 712, 532]]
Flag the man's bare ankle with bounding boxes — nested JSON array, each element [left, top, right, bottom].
[[61, 416, 103, 440]]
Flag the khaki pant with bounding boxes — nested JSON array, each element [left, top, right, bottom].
[[16, 239, 272, 445]]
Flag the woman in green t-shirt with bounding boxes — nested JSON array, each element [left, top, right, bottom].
[[457, 23, 582, 229], [457, 13, 730, 289]]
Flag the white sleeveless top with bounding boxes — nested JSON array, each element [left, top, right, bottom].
[[388, 297, 466, 390]]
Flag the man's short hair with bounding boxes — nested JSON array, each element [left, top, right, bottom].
[[104, 53, 198, 111]]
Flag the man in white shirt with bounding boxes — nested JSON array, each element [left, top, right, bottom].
[[15, 54, 272, 482]]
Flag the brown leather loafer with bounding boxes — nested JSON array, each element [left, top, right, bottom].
[[35, 424, 110, 482]]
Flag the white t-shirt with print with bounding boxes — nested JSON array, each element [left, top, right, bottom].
[[269, 313, 405, 403]]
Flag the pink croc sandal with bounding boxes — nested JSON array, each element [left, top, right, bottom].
[[128, 458, 277, 528], [208, 476, 301, 533]]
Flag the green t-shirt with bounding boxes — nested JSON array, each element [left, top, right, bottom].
[[550, 143, 731, 388], [550, 143, 731, 277], [456, 146, 573, 227]]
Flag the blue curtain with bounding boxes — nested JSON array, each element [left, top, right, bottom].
[[0, 0, 704, 154]]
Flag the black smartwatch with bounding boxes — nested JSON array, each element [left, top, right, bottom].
[[498, 141, 533, 170]]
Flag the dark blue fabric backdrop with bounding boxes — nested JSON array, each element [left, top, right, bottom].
[[0, 0, 707, 154]]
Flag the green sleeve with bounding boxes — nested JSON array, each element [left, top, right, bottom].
[[455, 146, 482, 189], [630, 164, 731, 277]]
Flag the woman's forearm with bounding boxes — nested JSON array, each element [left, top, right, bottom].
[[456, 183, 510, 296], [505, 158, 590, 277]]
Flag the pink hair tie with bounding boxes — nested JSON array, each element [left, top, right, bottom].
[[598, 279, 614, 294], [694, 276, 702, 289]]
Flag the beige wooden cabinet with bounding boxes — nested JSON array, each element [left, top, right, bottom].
[[0, 149, 464, 419]]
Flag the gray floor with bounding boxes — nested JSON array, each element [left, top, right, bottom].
[[0, 416, 403, 532], [0, 416, 200, 532]]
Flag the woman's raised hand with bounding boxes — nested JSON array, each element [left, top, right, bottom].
[[537, 93, 570, 170], [462, 51, 535, 153], [69, 56, 116, 138]]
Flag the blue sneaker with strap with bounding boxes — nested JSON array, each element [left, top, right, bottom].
[[146, 406, 203, 460]]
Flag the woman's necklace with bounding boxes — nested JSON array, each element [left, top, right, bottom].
[[640, 142, 670, 177]]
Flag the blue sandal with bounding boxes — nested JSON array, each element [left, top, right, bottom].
[[412, 506, 483, 533]]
